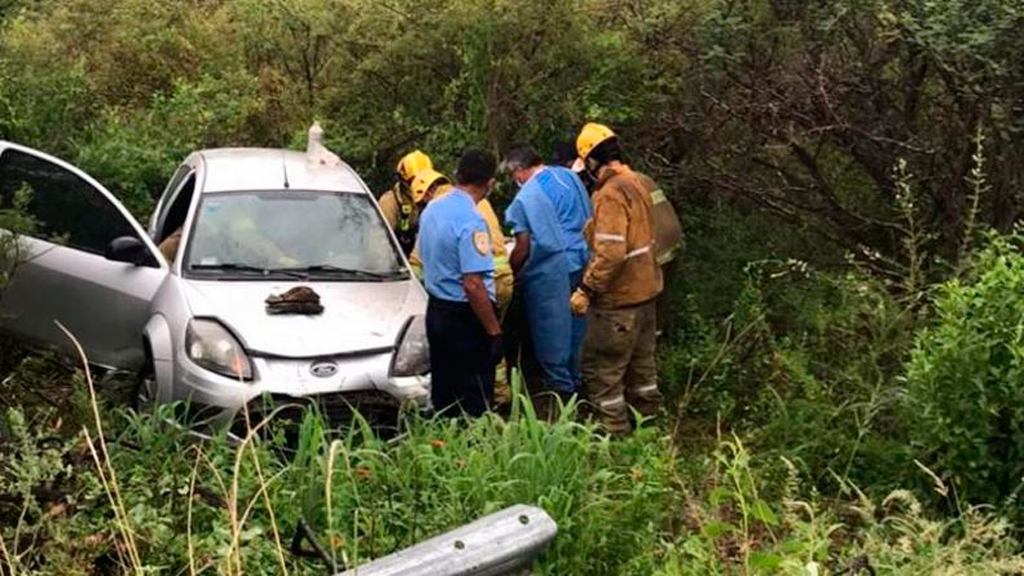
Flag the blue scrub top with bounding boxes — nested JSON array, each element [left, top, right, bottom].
[[418, 189, 495, 302], [506, 182, 567, 281], [533, 166, 593, 274], [505, 179, 574, 392]]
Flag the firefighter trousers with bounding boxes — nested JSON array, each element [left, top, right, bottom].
[[581, 300, 663, 434]]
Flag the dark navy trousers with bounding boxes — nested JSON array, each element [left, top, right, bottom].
[[426, 297, 494, 417]]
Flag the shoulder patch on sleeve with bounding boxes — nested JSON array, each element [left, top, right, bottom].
[[473, 230, 491, 255]]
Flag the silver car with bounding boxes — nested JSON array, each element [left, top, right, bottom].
[[0, 142, 430, 436]]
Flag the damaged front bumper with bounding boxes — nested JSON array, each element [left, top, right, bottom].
[[169, 346, 430, 439]]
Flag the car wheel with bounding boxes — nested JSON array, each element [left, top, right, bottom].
[[97, 368, 140, 406], [133, 361, 157, 414]]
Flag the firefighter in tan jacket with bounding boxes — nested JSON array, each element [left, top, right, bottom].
[[570, 123, 664, 434], [379, 150, 433, 256]]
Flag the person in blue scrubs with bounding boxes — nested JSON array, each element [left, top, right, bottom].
[[502, 145, 593, 401], [419, 149, 504, 417], [501, 143, 593, 389]]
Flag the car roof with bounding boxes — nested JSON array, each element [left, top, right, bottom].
[[193, 148, 369, 194]]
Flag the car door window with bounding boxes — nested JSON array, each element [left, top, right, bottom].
[[152, 164, 191, 235], [158, 173, 196, 243], [0, 149, 138, 254]]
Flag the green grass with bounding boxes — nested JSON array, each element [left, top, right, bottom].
[[3, 367, 1024, 575], [1, 370, 673, 575]]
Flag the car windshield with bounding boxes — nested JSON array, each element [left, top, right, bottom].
[[184, 190, 406, 280]]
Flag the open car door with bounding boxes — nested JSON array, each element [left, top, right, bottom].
[[0, 142, 168, 370]]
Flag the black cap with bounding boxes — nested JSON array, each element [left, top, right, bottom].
[[455, 148, 497, 186], [551, 141, 577, 168]]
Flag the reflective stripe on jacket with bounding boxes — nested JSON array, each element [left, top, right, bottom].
[[582, 164, 663, 308], [378, 184, 420, 254], [648, 185, 683, 266]]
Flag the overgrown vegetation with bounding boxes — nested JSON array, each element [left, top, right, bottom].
[[5, 388, 1024, 575], [906, 235, 1024, 513], [4, 0, 1024, 573]]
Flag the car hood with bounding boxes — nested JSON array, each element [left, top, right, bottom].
[[181, 279, 425, 358]]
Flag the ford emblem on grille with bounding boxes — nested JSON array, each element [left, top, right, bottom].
[[310, 361, 338, 378]]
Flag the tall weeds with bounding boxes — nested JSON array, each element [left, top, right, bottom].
[[5, 361, 1024, 574], [57, 321, 143, 574], [958, 126, 988, 272]]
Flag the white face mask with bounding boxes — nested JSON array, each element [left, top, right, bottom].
[[510, 167, 528, 188]]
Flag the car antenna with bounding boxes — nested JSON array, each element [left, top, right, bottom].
[[282, 152, 291, 189]]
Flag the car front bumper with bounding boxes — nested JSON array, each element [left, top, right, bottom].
[[169, 347, 430, 436]]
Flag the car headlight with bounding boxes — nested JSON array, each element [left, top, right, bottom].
[[186, 319, 253, 380], [391, 315, 430, 377]]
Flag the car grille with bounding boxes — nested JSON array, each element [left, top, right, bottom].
[[230, 390, 402, 441]]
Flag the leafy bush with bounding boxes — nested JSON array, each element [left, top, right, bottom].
[[748, 265, 920, 493], [72, 73, 265, 216], [905, 235, 1024, 510], [0, 10, 99, 151], [0, 183, 36, 293], [661, 259, 919, 495]]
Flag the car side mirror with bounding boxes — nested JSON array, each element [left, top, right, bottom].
[[105, 236, 150, 266]]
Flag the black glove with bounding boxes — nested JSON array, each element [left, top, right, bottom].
[[487, 333, 504, 367]]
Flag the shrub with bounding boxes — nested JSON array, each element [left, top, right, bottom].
[[747, 264, 919, 493], [72, 73, 265, 217], [6, 353, 1024, 574], [905, 234, 1024, 510], [663, 258, 919, 495], [0, 183, 36, 293]]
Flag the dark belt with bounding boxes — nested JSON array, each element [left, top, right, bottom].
[[428, 296, 472, 310], [428, 296, 499, 315]]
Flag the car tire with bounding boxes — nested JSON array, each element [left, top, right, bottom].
[[97, 368, 140, 406], [133, 360, 157, 414]]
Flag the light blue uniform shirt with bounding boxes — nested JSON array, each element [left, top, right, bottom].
[[533, 166, 593, 274], [418, 188, 495, 302]]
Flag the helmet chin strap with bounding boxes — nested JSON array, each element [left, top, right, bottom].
[[584, 157, 603, 182]]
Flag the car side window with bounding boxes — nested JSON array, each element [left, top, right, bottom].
[[0, 149, 139, 254], [152, 165, 190, 235], [158, 173, 196, 243]]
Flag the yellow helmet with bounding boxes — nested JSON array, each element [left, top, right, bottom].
[[411, 169, 449, 204], [396, 150, 433, 184], [576, 122, 617, 161]]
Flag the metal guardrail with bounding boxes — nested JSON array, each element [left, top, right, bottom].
[[336, 504, 558, 576]]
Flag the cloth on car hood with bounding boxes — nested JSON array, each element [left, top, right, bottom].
[[266, 286, 324, 315]]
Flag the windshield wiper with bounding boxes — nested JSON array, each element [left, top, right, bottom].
[[275, 264, 409, 281], [190, 263, 308, 279]]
